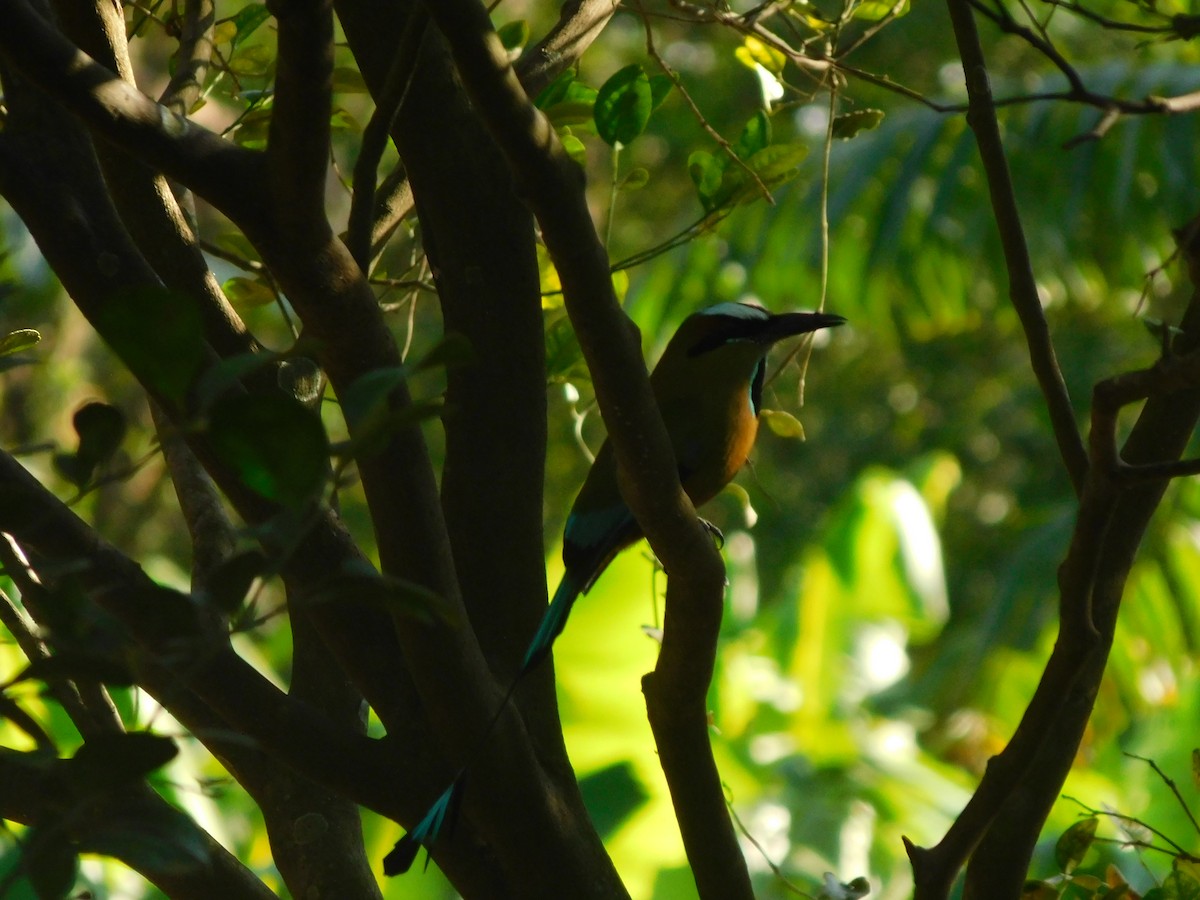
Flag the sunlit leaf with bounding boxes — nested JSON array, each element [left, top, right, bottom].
[[228, 43, 274, 77], [1054, 816, 1097, 874], [761, 408, 806, 439], [736, 111, 772, 160], [496, 20, 529, 51], [649, 74, 673, 109], [594, 64, 652, 147], [853, 0, 910, 20], [222, 276, 276, 309], [208, 393, 329, 507], [833, 109, 885, 140], [734, 36, 786, 75], [0, 328, 39, 356]]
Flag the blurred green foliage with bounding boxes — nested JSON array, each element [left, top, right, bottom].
[[3, 0, 1200, 896]]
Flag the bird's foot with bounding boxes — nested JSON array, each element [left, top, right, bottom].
[[699, 518, 724, 549]]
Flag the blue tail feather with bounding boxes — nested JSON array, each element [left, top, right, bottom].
[[383, 775, 465, 876], [521, 569, 584, 675]]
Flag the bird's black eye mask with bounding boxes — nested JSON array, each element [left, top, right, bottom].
[[686, 319, 770, 357]]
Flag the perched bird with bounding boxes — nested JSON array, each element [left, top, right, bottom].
[[385, 301, 844, 876]]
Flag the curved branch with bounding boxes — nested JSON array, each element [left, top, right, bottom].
[[515, 0, 618, 97]]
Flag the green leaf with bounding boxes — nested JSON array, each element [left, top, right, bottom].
[[0, 328, 39, 356], [594, 64, 653, 147], [736, 110, 772, 159], [496, 20, 529, 51], [688, 150, 723, 212], [194, 350, 281, 410], [337, 369, 443, 461], [94, 286, 206, 404], [222, 275, 276, 309], [231, 3, 271, 47], [761, 408, 806, 439], [69, 732, 178, 790], [618, 167, 650, 191], [734, 36, 787, 75], [832, 108, 885, 140], [853, 0, 909, 20], [560, 133, 587, 165], [578, 762, 649, 838], [1054, 816, 1097, 874], [546, 101, 598, 129], [747, 141, 810, 183], [535, 69, 596, 109], [649, 74, 674, 109], [228, 43, 274, 77], [208, 393, 329, 508]]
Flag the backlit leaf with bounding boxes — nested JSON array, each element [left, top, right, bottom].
[[595, 64, 652, 147]]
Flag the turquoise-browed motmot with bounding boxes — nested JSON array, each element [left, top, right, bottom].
[[385, 301, 844, 875]]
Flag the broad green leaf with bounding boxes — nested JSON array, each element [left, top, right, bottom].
[[94, 286, 206, 404], [761, 408, 806, 439], [0, 328, 39, 356], [747, 141, 810, 183], [337, 369, 443, 460], [496, 20, 529, 51], [546, 101, 597, 129], [560, 132, 588, 165], [212, 20, 237, 44], [736, 110, 772, 160], [231, 3, 271, 46], [619, 167, 650, 191], [649, 74, 674, 109], [832, 109, 885, 140], [228, 43, 274, 77], [688, 150, 723, 211], [208, 393, 329, 507], [578, 762, 649, 838], [1054, 817, 1097, 874], [594, 64, 652, 147]]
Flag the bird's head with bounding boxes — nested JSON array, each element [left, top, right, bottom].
[[651, 301, 845, 414]]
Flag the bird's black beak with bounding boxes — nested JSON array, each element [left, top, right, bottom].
[[761, 311, 846, 343]]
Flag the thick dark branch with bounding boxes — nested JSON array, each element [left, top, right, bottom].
[[421, 3, 749, 897], [0, 752, 278, 900], [160, 0, 216, 114], [515, 0, 618, 97], [268, 0, 336, 246], [946, 0, 1089, 495], [0, 0, 265, 225]]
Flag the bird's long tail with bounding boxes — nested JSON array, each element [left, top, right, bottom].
[[384, 569, 587, 875]]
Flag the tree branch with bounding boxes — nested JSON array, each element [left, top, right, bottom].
[[420, 2, 751, 897], [946, 0, 1089, 495]]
